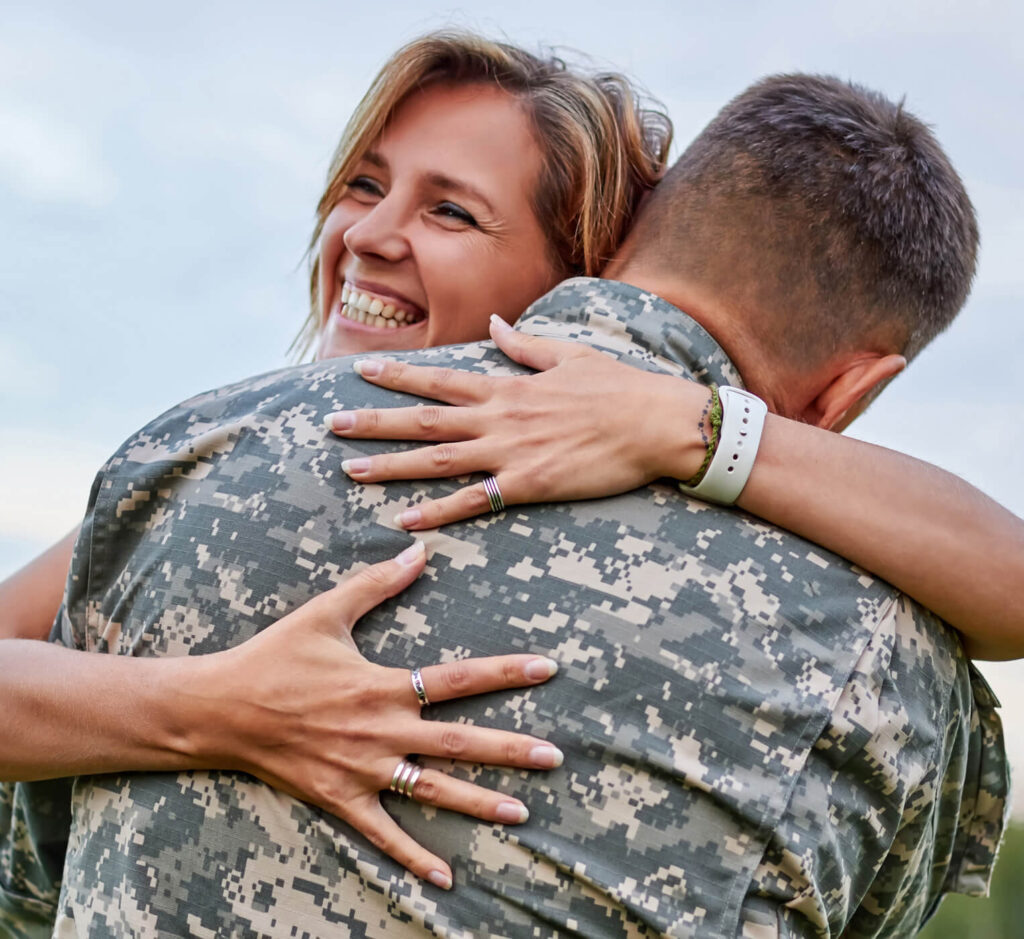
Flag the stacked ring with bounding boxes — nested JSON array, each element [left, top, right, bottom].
[[410, 668, 430, 707], [483, 475, 505, 513], [389, 758, 424, 798]]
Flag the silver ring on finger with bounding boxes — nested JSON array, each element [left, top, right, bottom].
[[482, 475, 505, 513], [410, 668, 430, 707], [389, 758, 425, 799]]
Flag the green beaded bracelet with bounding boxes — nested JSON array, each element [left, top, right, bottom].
[[684, 384, 722, 488]]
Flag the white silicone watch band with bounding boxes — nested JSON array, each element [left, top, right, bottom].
[[678, 386, 767, 505]]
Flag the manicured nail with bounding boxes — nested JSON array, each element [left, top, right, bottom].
[[524, 657, 558, 681], [395, 508, 422, 528], [495, 801, 529, 824], [325, 412, 354, 432], [489, 314, 512, 332], [427, 869, 452, 890], [341, 458, 371, 476], [396, 541, 425, 566], [353, 358, 384, 378], [528, 745, 564, 769]]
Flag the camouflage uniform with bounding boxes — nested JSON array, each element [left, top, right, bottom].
[[0, 278, 1009, 938]]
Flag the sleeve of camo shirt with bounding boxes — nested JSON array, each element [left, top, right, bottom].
[[735, 594, 1010, 938], [0, 475, 103, 938]]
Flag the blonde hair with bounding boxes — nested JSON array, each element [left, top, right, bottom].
[[294, 30, 672, 357]]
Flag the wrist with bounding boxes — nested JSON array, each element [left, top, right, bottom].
[[650, 378, 718, 481], [151, 652, 236, 771]]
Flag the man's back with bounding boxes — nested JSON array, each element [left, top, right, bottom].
[[26, 283, 1003, 937]]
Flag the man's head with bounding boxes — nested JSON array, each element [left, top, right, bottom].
[[606, 73, 978, 429]]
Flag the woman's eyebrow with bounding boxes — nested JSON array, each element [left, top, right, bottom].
[[423, 172, 496, 214]]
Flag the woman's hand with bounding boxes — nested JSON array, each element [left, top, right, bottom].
[[327, 316, 712, 529], [198, 541, 562, 889]]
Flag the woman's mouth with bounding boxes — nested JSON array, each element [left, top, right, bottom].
[[337, 281, 425, 329]]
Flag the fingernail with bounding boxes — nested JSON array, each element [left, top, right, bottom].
[[524, 657, 558, 681], [489, 314, 512, 332], [495, 801, 529, 824], [396, 541, 425, 566], [427, 869, 452, 890], [529, 745, 564, 769], [395, 508, 422, 528], [325, 412, 354, 432], [353, 358, 384, 378], [341, 458, 371, 476]]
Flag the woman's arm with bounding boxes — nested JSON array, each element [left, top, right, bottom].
[[1, 545, 563, 886], [328, 322, 1024, 661], [738, 419, 1024, 661], [0, 528, 78, 639]]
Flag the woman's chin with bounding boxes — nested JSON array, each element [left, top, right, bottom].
[[316, 311, 429, 360]]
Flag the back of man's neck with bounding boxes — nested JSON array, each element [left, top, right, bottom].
[[598, 264, 788, 413]]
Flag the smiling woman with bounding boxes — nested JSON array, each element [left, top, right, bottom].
[[316, 82, 560, 360], [298, 30, 670, 359]]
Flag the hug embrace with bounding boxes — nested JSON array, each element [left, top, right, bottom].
[[1, 29, 1018, 939]]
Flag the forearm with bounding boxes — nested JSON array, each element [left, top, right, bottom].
[[0, 529, 78, 640], [0, 640, 224, 781], [736, 417, 1024, 660]]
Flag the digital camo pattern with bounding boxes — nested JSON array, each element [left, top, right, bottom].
[[0, 278, 1008, 938]]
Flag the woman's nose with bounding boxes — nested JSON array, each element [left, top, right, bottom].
[[343, 196, 411, 262]]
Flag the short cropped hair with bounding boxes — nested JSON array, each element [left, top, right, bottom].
[[626, 73, 978, 365], [294, 30, 672, 357]]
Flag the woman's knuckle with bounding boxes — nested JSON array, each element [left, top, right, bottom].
[[356, 564, 389, 589], [413, 777, 441, 805], [531, 459, 558, 492], [417, 406, 443, 431], [361, 824, 389, 851], [444, 660, 473, 692], [430, 445, 457, 469], [439, 727, 469, 757], [428, 368, 454, 394], [466, 486, 492, 511], [505, 738, 526, 764]]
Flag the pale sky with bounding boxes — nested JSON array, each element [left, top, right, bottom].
[[1, 0, 1022, 809]]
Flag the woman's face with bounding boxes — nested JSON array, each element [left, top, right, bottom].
[[316, 82, 562, 360]]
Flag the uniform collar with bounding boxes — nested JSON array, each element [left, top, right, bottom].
[[515, 277, 744, 387]]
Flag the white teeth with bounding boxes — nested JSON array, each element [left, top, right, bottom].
[[339, 283, 423, 326]]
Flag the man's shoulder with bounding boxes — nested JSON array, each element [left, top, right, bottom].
[[100, 341, 518, 473], [176, 341, 514, 420]]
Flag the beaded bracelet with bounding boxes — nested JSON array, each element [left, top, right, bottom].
[[684, 384, 722, 488]]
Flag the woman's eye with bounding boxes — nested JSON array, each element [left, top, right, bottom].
[[434, 202, 478, 227], [346, 176, 383, 198]]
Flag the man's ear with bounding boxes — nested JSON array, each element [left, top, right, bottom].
[[800, 353, 907, 431]]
